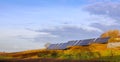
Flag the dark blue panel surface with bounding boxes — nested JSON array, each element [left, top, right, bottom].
[[75, 40, 82, 46], [79, 39, 95, 46], [47, 44, 56, 49], [60, 43, 68, 49], [67, 40, 76, 46], [55, 44, 61, 49], [95, 37, 110, 44], [56, 43, 68, 49], [53, 44, 60, 49], [73, 40, 80, 46]]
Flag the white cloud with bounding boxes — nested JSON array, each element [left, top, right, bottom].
[[0, 28, 47, 52]]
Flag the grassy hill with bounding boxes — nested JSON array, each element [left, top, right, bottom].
[[0, 45, 120, 62], [1, 30, 120, 62], [0, 43, 120, 62]]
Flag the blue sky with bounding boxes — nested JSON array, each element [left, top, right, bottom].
[[0, 0, 87, 7], [0, 0, 120, 52]]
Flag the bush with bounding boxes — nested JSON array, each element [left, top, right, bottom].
[[37, 50, 62, 58]]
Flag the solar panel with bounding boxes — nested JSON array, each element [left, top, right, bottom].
[[79, 39, 95, 46], [57, 43, 64, 49], [54, 43, 63, 49], [49, 44, 58, 50], [53, 44, 59, 49], [75, 40, 82, 46], [95, 37, 110, 44], [55, 43, 65, 49], [73, 40, 80, 46], [67, 40, 76, 46], [47, 44, 56, 50], [60, 43, 68, 49], [56, 43, 68, 50], [55, 43, 62, 49], [49, 44, 55, 49]]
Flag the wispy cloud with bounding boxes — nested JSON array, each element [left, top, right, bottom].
[[84, 2, 120, 22], [84, 1, 120, 31], [29, 25, 102, 43]]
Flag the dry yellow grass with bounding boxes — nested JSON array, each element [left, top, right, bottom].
[[66, 44, 107, 52], [89, 44, 107, 52]]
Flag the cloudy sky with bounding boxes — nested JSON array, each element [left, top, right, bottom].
[[0, 0, 120, 52]]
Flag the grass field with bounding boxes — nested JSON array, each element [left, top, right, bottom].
[[0, 44, 120, 62]]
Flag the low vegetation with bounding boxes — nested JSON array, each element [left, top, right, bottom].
[[37, 45, 120, 61]]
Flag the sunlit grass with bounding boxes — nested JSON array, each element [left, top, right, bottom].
[[0, 56, 13, 59], [37, 45, 120, 61]]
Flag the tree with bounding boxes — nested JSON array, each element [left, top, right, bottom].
[[44, 42, 51, 48]]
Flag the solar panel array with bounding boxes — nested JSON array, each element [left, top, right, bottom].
[[47, 37, 110, 50]]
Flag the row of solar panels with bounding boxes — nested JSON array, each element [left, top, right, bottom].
[[47, 37, 110, 50]]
